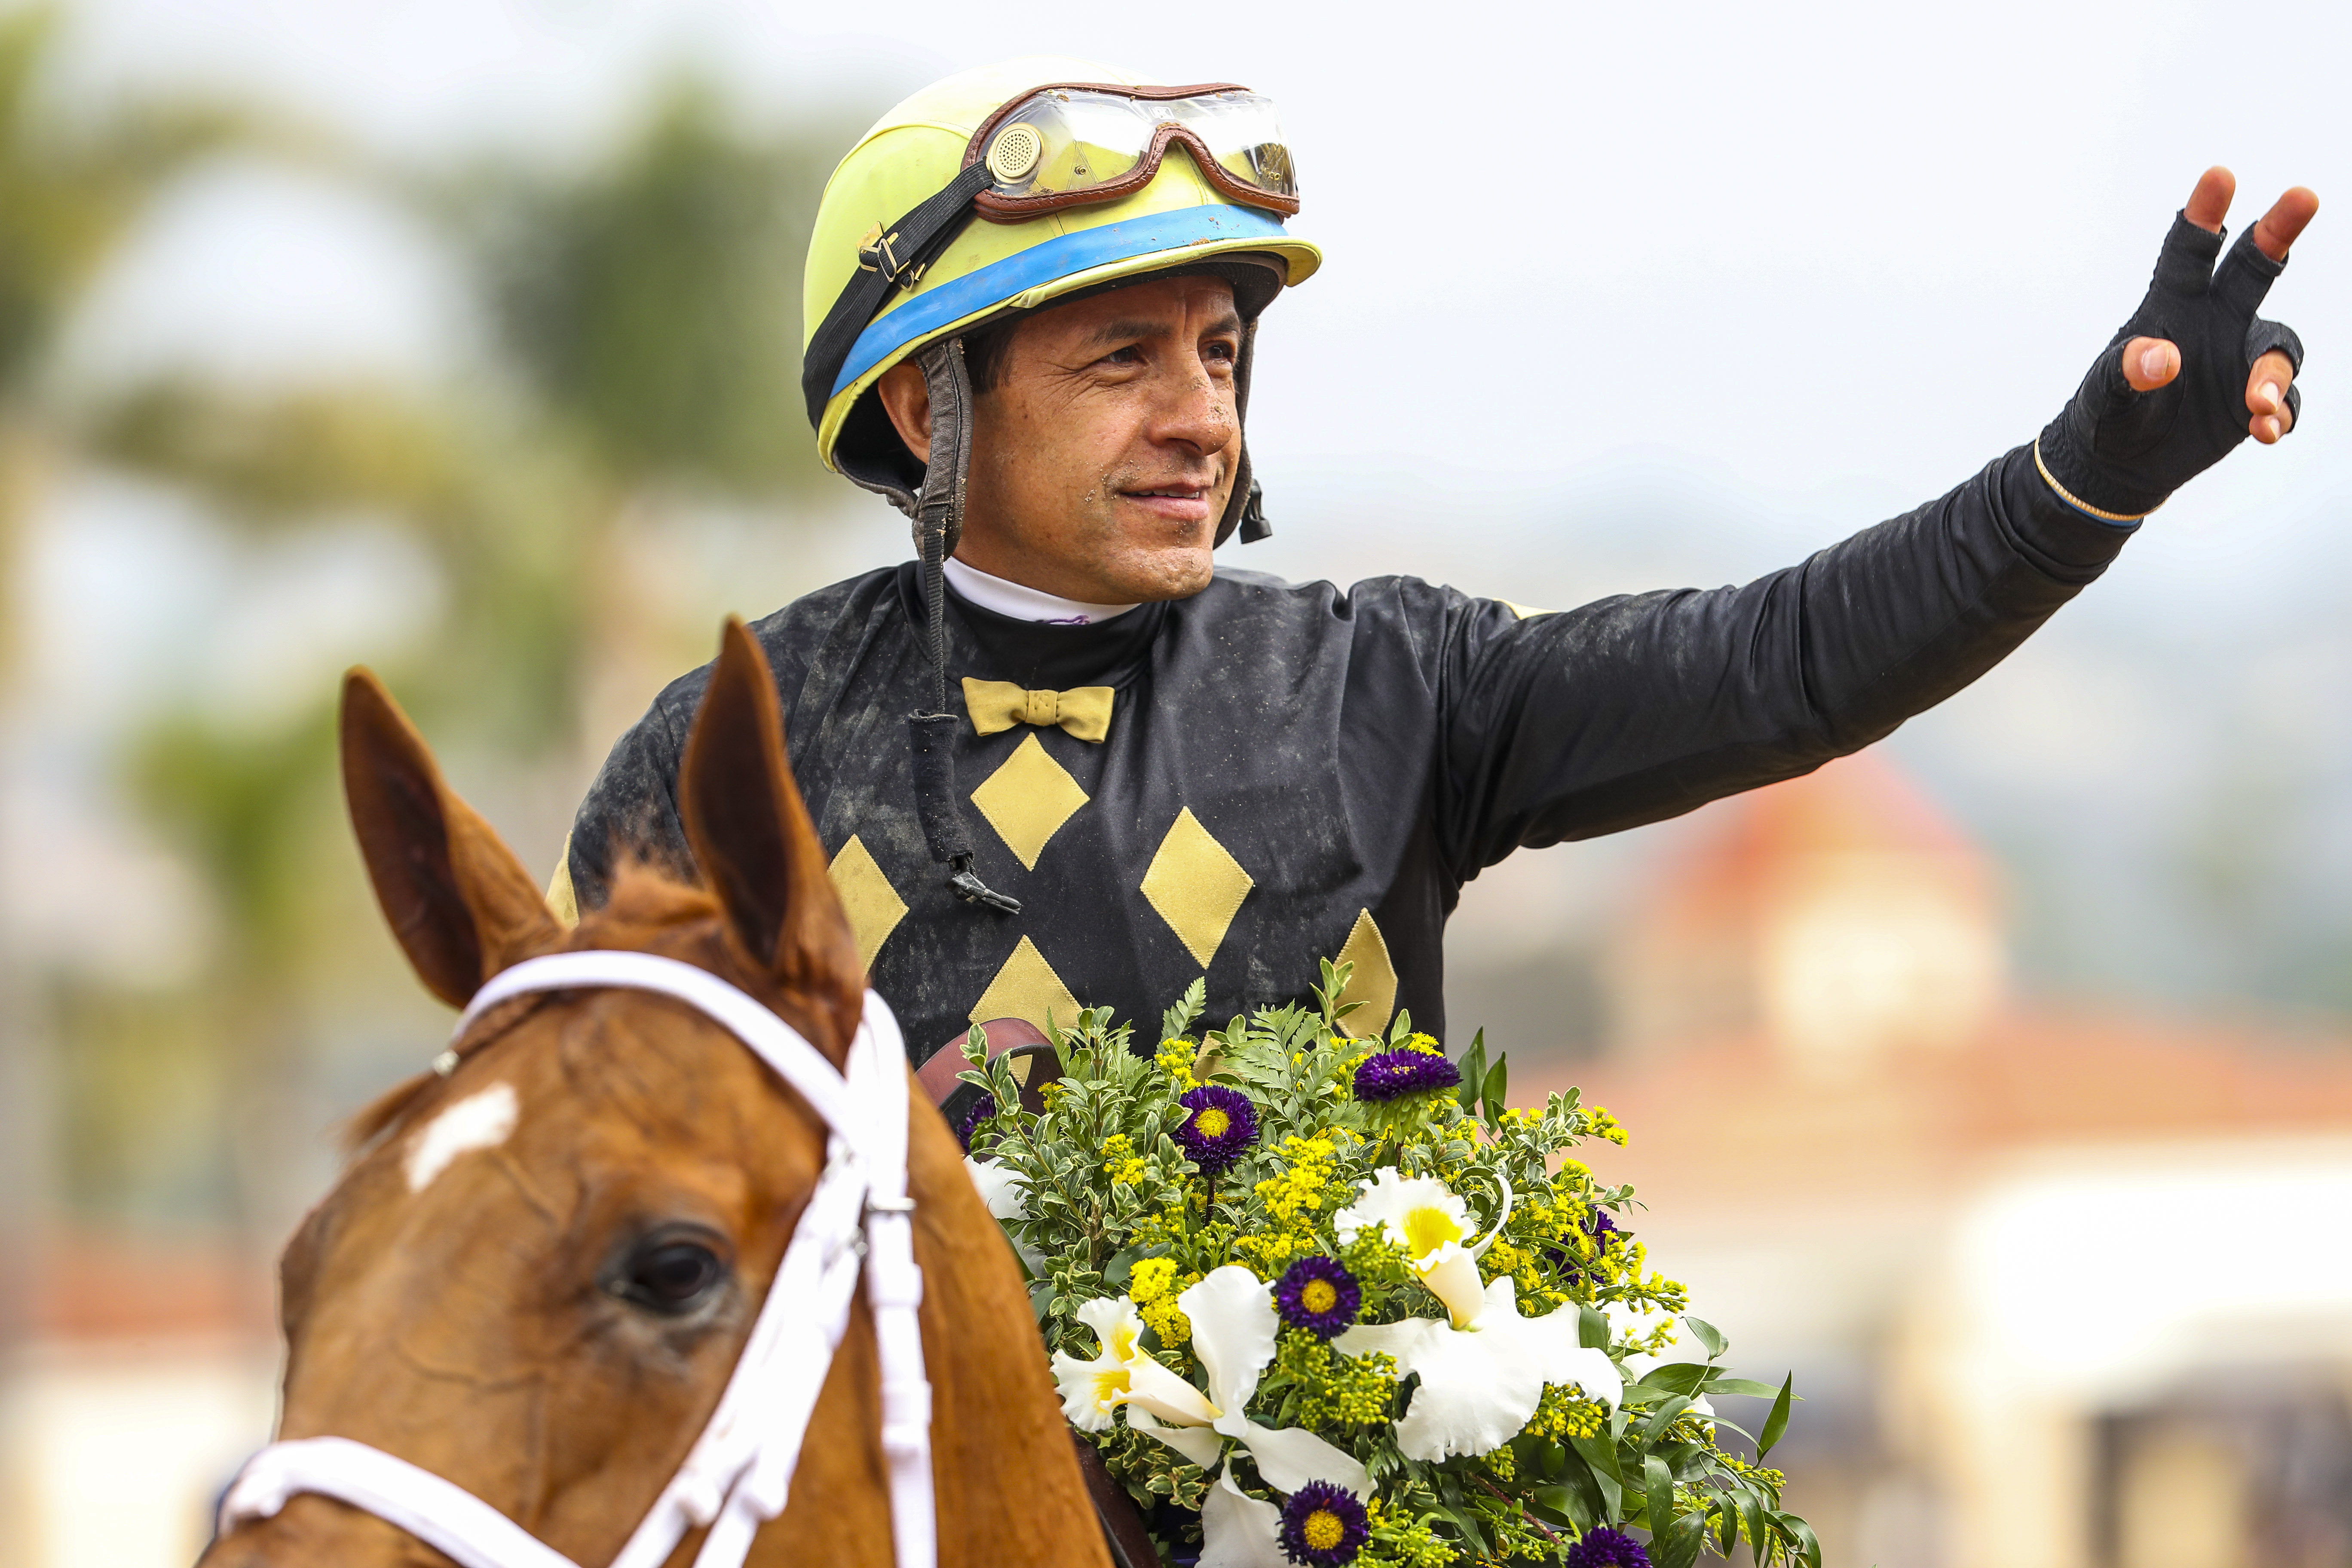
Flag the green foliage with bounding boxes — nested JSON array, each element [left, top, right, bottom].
[[463, 87, 845, 493], [0, 13, 873, 1229], [0, 8, 243, 398], [963, 992, 1816, 1565]]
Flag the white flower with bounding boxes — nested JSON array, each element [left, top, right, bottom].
[[964, 1155, 1027, 1221], [1050, 1296, 1149, 1431], [1199, 1473, 1288, 1568], [1333, 1169, 1508, 1329], [1081, 1266, 1372, 1494], [1334, 1275, 1623, 1461], [964, 1156, 1044, 1271], [1180, 1267, 1372, 1495]]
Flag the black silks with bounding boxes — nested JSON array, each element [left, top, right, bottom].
[[2040, 212, 2305, 519]]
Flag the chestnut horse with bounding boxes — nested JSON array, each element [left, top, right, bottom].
[[201, 620, 1109, 1568]]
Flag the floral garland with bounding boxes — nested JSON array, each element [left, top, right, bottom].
[[960, 965, 1820, 1568]]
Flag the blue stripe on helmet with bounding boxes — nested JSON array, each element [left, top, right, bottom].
[[830, 204, 1293, 399]]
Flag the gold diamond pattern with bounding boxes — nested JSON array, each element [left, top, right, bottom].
[[1331, 909, 1398, 1038], [1140, 807, 1255, 968], [545, 831, 580, 928], [968, 935, 1083, 1032], [968, 734, 1090, 870], [827, 834, 908, 974]]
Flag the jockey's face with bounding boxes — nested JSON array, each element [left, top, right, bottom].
[[877, 274, 1243, 604]]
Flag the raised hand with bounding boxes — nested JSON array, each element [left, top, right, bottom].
[[2038, 167, 2318, 521]]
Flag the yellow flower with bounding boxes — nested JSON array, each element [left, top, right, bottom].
[[1156, 1037, 1200, 1091], [1252, 1133, 1339, 1223], [1099, 1133, 1150, 1186], [1585, 1106, 1629, 1147], [1133, 1265, 1201, 1345], [1129, 1257, 1179, 1304], [1521, 1381, 1610, 1442]]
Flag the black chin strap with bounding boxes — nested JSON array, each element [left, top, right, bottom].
[[905, 338, 1020, 916], [802, 164, 993, 432]]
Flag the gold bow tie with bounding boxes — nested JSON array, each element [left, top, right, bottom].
[[962, 677, 1116, 743]]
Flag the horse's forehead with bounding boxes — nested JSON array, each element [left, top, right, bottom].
[[404, 1081, 520, 1193]]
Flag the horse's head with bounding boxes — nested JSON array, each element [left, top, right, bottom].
[[205, 621, 1106, 1567]]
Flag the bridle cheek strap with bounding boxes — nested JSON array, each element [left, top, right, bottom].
[[217, 952, 937, 1568]]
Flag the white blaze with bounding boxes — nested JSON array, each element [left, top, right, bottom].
[[404, 1082, 518, 1193]]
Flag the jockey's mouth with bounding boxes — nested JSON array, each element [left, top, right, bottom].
[[1118, 482, 1218, 524]]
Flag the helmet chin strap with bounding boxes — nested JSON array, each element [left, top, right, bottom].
[[903, 337, 1021, 916]]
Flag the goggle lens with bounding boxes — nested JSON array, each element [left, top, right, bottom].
[[977, 87, 1298, 214]]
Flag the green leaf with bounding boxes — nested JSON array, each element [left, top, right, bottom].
[[1638, 1394, 1694, 1446], [1772, 1511, 1822, 1568], [1159, 978, 1208, 1043], [1569, 1432, 1622, 1519], [1745, 1496, 1771, 1568], [1531, 1483, 1593, 1535], [1579, 1304, 1611, 1350], [1637, 1361, 1713, 1397], [1655, 1509, 1707, 1568], [1645, 1455, 1676, 1533], [1758, 1373, 1795, 1460], [1680, 1315, 1727, 1359], [1717, 1494, 1739, 1556], [1433, 1499, 1488, 1551], [1700, 1377, 1782, 1399], [1482, 1052, 1510, 1121], [1455, 1030, 1488, 1116]]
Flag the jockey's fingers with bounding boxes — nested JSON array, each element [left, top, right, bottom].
[[2122, 337, 2180, 392], [2247, 348, 2297, 444]]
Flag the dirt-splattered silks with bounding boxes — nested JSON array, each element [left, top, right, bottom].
[[567, 443, 2131, 1067]]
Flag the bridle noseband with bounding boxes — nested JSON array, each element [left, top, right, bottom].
[[220, 951, 937, 1568]]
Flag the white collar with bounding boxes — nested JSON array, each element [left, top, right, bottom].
[[942, 557, 1137, 626]]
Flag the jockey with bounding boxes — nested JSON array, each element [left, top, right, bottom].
[[557, 56, 2312, 1087]]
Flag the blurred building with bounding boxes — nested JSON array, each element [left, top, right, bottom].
[[1528, 754, 2352, 1568], [0, 1231, 276, 1568]]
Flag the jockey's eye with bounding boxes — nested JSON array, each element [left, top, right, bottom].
[[609, 1233, 729, 1314]]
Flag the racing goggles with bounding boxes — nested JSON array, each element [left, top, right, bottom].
[[965, 83, 1299, 221]]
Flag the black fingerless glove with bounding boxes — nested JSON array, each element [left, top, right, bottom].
[[2037, 212, 2304, 519]]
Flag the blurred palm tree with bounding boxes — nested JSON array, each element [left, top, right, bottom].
[[59, 80, 853, 1238], [0, 6, 241, 662], [0, 5, 245, 1332]]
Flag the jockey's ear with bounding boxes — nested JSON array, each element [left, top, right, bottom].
[[340, 668, 564, 1008], [676, 616, 864, 1056]]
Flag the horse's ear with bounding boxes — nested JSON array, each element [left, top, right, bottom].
[[340, 668, 563, 1008], [677, 618, 863, 1043]]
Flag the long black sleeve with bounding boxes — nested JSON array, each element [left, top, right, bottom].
[[1437, 443, 2134, 875]]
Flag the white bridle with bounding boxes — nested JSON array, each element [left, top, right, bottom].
[[219, 950, 937, 1568]]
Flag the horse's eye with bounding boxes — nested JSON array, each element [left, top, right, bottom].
[[615, 1239, 726, 1313]]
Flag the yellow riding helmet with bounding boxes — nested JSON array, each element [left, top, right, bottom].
[[802, 57, 1322, 530]]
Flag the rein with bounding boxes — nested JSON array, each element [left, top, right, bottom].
[[219, 951, 938, 1568]]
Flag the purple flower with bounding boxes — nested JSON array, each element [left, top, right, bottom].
[[1278, 1481, 1369, 1566], [1351, 1049, 1463, 1103], [1274, 1256, 1362, 1340], [1174, 1085, 1258, 1176], [1547, 1210, 1620, 1284], [953, 1093, 998, 1151], [1563, 1527, 1652, 1568]]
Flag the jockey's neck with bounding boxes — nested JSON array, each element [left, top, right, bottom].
[[944, 556, 1139, 627]]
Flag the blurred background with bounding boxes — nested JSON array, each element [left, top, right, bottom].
[[0, 0, 2347, 1564]]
